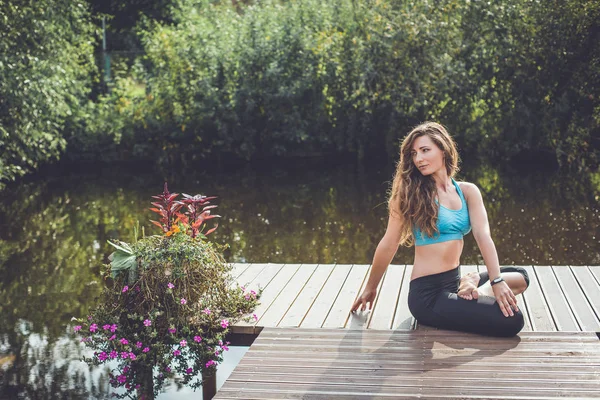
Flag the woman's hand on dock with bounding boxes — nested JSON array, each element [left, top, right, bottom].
[[351, 289, 377, 313]]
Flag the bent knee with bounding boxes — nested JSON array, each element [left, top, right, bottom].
[[493, 310, 525, 337]]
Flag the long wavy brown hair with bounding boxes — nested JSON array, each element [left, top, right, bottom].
[[388, 122, 460, 246]]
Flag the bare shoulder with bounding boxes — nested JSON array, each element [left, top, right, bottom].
[[457, 181, 482, 202]]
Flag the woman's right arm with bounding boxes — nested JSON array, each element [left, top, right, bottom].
[[350, 209, 403, 312]]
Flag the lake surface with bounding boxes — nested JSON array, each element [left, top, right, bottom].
[[1, 158, 599, 398]]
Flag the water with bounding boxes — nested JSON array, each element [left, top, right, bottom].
[[0, 159, 598, 398]]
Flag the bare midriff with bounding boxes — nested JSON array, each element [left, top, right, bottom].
[[410, 239, 464, 280]]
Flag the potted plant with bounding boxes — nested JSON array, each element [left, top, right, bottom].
[[73, 183, 259, 399]]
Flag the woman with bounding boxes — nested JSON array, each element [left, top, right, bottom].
[[351, 122, 529, 337]]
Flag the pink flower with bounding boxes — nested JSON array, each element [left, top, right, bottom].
[[142, 347, 150, 353], [180, 298, 187, 305], [185, 367, 193, 374], [73, 325, 82, 332], [220, 319, 229, 329], [89, 324, 98, 332], [122, 286, 129, 293], [252, 313, 258, 321], [109, 334, 116, 341], [168, 327, 176, 334], [117, 375, 127, 384], [173, 349, 181, 356], [143, 319, 151, 327], [205, 360, 216, 368], [167, 282, 174, 289], [203, 308, 211, 315], [129, 352, 136, 360], [97, 352, 108, 361], [121, 352, 129, 359], [120, 338, 128, 345], [87, 315, 93, 321], [193, 336, 202, 343], [179, 339, 187, 347], [250, 289, 257, 297], [110, 324, 118, 332], [102, 324, 111, 331], [135, 341, 142, 348], [109, 350, 118, 359]]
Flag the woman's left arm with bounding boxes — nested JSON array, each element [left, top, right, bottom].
[[462, 182, 518, 317]]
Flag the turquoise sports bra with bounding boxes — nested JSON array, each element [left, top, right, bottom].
[[413, 178, 471, 246]]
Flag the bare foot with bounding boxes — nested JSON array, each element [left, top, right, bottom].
[[458, 272, 480, 300]]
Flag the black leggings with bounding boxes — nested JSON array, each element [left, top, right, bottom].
[[408, 266, 530, 337]]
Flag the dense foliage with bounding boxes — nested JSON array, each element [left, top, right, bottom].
[[0, 0, 97, 188], [1, 0, 598, 189]]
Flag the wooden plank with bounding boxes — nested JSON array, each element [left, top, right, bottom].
[[258, 264, 319, 327], [323, 264, 370, 328], [392, 265, 415, 330], [216, 328, 600, 399], [300, 264, 352, 328], [229, 262, 250, 280], [589, 266, 600, 285], [278, 264, 335, 327], [522, 265, 556, 331], [553, 266, 600, 331], [235, 263, 268, 289], [534, 266, 579, 331], [368, 265, 405, 330], [571, 266, 600, 323], [235, 264, 299, 333], [346, 264, 385, 330], [216, 382, 600, 399]]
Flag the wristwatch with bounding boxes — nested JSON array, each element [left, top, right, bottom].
[[490, 276, 504, 286]]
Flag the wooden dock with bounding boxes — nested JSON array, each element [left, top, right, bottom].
[[216, 264, 600, 399], [215, 328, 600, 399], [229, 264, 600, 334]]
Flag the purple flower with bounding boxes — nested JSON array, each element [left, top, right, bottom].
[[102, 324, 111, 331], [89, 324, 98, 332], [87, 315, 93, 321], [119, 338, 128, 345], [142, 347, 150, 353], [203, 308, 211, 315], [109, 334, 116, 341], [110, 324, 118, 332], [109, 350, 118, 359], [117, 375, 127, 384], [185, 367, 193, 374], [173, 349, 181, 356], [129, 352, 136, 360], [122, 286, 129, 293], [73, 325, 82, 332], [179, 339, 187, 347], [193, 335, 202, 343], [167, 282, 174, 289], [143, 319, 151, 327], [168, 327, 176, 334], [98, 352, 108, 361], [165, 367, 171, 372], [123, 366, 130, 373], [220, 319, 229, 329], [121, 352, 129, 359], [205, 360, 216, 368], [180, 298, 187, 305], [252, 313, 258, 321], [135, 341, 142, 348]]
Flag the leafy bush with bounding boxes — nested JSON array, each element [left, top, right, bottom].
[[73, 184, 259, 399]]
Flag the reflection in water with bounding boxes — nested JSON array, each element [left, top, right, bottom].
[[0, 160, 598, 398]]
